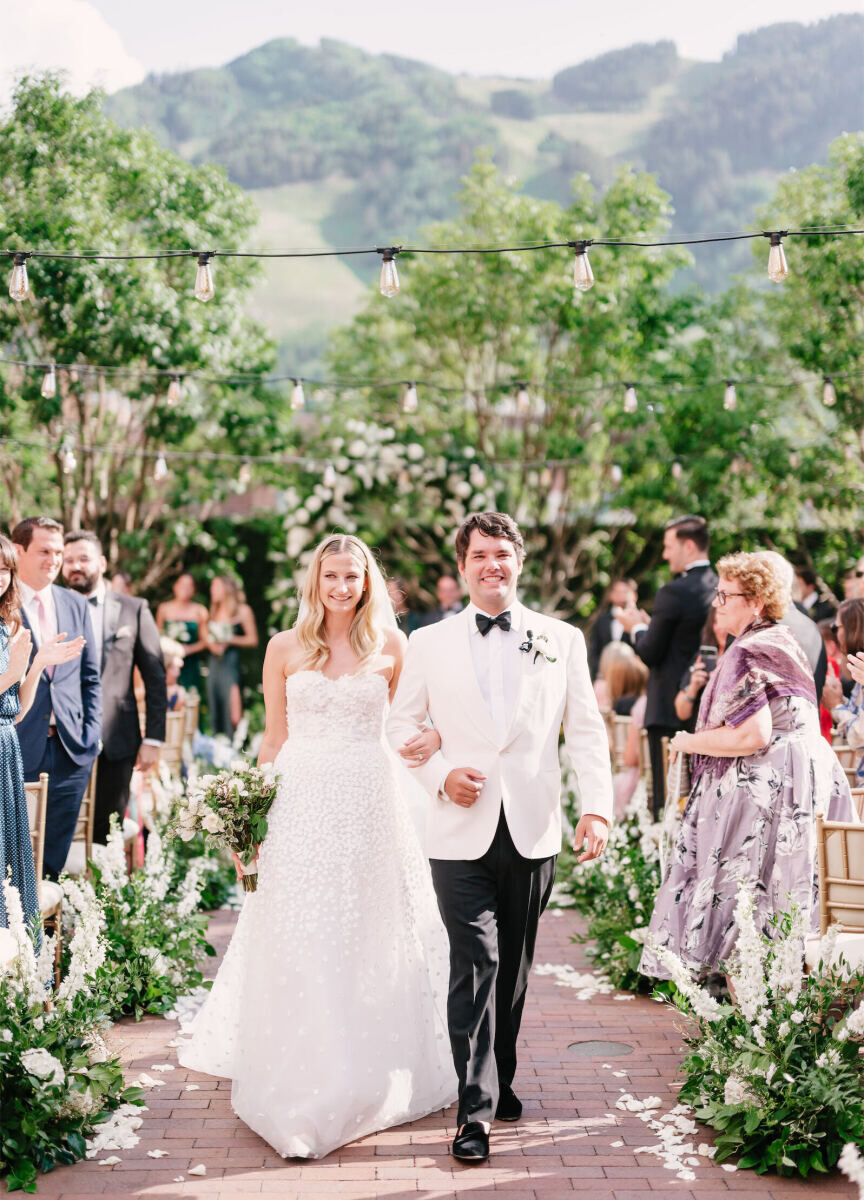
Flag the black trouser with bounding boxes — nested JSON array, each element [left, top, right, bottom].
[[430, 807, 556, 1127], [93, 753, 136, 845], [647, 725, 677, 819]]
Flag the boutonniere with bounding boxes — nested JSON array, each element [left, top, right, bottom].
[[519, 629, 557, 665]]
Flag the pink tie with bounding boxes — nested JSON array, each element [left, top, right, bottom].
[[35, 595, 54, 679]]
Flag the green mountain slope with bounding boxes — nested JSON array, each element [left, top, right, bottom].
[[104, 16, 864, 364]]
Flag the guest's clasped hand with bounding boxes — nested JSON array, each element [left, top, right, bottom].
[[847, 652, 864, 687], [398, 726, 442, 767]]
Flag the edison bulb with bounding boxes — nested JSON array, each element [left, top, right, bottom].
[[323, 463, 337, 488], [167, 376, 181, 406], [379, 254, 400, 298], [573, 246, 594, 292], [610, 463, 623, 485], [767, 235, 788, 283], [41, 366, 56, 399], [823, 378, 837, 407], [516, 386, 531, 416], [194, 254, 215, 302], [154, 454, 168, 481], [9, 254, 29, 302], [61, 445, 76, 474], [290, 380, 305, 411], [723, 382, 737, 412], [624, 385, 638, 414], [402, 383, 418, 414]]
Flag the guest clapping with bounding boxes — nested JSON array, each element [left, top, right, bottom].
[[0, 534, 84, 930], [641, 551, 854, 979], [829, 600, 864, 784], [206, 577, 258, 737]]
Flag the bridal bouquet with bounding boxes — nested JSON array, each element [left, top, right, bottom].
[[171, 762, 279, 892], [207, 620, 234, 644]]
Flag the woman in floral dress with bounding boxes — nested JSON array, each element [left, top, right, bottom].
[[641, 551, 854, 979]]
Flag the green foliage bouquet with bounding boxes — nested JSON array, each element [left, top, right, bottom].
[[0, 879, 142, 1192], [171, 760, 279, 892], [655, 886, 864, 1177], [558, 785, 662, 990]]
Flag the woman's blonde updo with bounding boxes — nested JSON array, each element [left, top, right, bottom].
[[294, 534, 392, 670], [715, 551, 791, 622]]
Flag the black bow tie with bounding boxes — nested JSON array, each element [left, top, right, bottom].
[[476, 611, 511, 636], [88, 595, 99, 606]]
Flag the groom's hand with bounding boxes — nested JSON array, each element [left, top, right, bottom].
[[444, 767, 487, 808], [573, 815, 609, 863]]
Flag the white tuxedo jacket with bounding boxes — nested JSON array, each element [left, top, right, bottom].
[[386, 606, 613, 860]]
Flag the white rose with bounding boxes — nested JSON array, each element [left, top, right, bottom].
[[406, 443, 424, 461], [201, 810, 224, 834], [21, 1047, 65, 1087], [0, 1029, 12, 1043]]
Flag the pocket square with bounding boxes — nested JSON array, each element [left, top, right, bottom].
[[114, 625, 134, 639]]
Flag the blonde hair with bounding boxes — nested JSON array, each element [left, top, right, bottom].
[[606, 654, 648, 708], [210, 575, 242, 620], [597, 639, 636, 683], [716, 551, 791, 621], [295, 534, 391, 670]]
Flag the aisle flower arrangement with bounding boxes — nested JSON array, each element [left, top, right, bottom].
[[0, 880, 142, 1193], [171, 760, 279, 892], [76, 821, 212, 1020], [558, 785, 662, 990], [656, 887, 864, 1177]]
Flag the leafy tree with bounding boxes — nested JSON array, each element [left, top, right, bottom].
[[0, 75, 280, 589], [551, 41, 679, 110]]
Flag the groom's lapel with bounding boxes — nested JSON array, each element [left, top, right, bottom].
[[447, 609, 499, 747], [501, 608, 546, 748]]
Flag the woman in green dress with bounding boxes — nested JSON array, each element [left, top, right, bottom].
[[156, 573, 208, 694]]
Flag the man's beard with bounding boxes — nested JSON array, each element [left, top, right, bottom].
[[65, 570, 99, 595]]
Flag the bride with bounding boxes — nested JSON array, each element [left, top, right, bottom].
[[178, 534, 456, 1158]]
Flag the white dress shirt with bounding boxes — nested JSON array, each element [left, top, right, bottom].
[[466, 601, 525, 741], [19, 580, 57, 647]]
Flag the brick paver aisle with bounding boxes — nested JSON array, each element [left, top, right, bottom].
[[40, 908, 856, 1199]]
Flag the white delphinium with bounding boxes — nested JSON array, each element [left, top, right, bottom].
[[175, 859, 207, 919], [765, 903, 806, 1006], [727, 886, 769, 1043], [649, 944, 730, 1023], [91, 825, 128, 895], [2, 879, 51, 1004], [839, 1143, 864, 1197], [723, 1075, 758, 1106], [836, 1004, 864, 1042], [56, 878, 106, 1008], [143, 830, 170, 901]]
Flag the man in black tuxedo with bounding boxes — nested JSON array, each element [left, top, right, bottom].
[[13, 517, 102, 879], [587, 577, 637, 679], [619, 516, 717, 817], [62, 531, 166, 845]]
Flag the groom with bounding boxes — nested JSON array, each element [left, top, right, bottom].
[[387, 511, 613, 1163]]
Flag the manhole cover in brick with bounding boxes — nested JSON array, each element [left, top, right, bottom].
[[567, 1039, 633, 1058]]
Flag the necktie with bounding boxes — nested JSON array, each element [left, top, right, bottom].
[[35, 595, 54, 679], [476, 611, 511, 636]]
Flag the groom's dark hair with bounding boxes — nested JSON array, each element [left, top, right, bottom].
[[455, 512, 525, 566]]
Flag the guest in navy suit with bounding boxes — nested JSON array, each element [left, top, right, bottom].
[[11, 518, 102, 879]]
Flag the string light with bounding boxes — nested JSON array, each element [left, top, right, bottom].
[[823, 377, 837, 407], [323, 462, 337, 488], [290, 379, 305, 411], [610, 463, 623, 485], [153, 453, 169, 481], [671, 461, 683, 479], [166, 374, 181, 406], [378, 247, 401, 298], [193, 252, 215, 302], [516, 384, 531, 416], [61, 440, 76, 474], [237, 461, 252, 489], [402, 382, 418, 414], [8, 252, 30, 302], [624, 384, 638, 414], [766, 232, 789, 283], [570, 240, 594, 292], [41, 365, 56, 399], [723, 381, 738, 411]]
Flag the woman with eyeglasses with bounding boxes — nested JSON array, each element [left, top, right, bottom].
[[640, 551, 854, 980], [0, 534, 85, 936], [827, 601, 864, 784]]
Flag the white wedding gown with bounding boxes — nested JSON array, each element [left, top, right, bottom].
[[178, 670, 456, 1158]]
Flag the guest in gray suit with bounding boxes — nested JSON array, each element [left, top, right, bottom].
[[62, 532, 166, 845]]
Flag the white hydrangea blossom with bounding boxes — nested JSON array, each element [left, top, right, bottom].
[[723, 1074, 758, 1106], [20, 1047, 64, 1087], [839, 1143, 864, 1197]]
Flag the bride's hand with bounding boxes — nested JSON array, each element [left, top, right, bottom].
[[398, 727, 442, 768], [231, 848, 258, 881]]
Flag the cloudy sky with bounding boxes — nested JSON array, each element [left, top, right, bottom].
[[1, 0, 856, 101]]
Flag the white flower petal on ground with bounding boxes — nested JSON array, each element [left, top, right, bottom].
[[173, 1176, 185, 1183], [613, 1070, 627, 1077], [721, 1163, 737, 1172], [188, 1164, 207, 1176], [135, 1074, 166, 1088], [185, 1084, 200, 1091], [149, 1063, 175, 1072], [147, 1149, 170, 1158], [98, 1156, 122, 1166], [610, 1140, 624, 1147]]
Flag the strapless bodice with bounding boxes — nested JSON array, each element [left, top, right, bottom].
[[284, 670, 388, 744]]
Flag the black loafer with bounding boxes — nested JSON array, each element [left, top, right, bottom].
[[452, 1121, 490, 1162], [495, 1084, 522, 1122]]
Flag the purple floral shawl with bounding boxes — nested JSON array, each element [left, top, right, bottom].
[[690, 618, 817, 786]]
